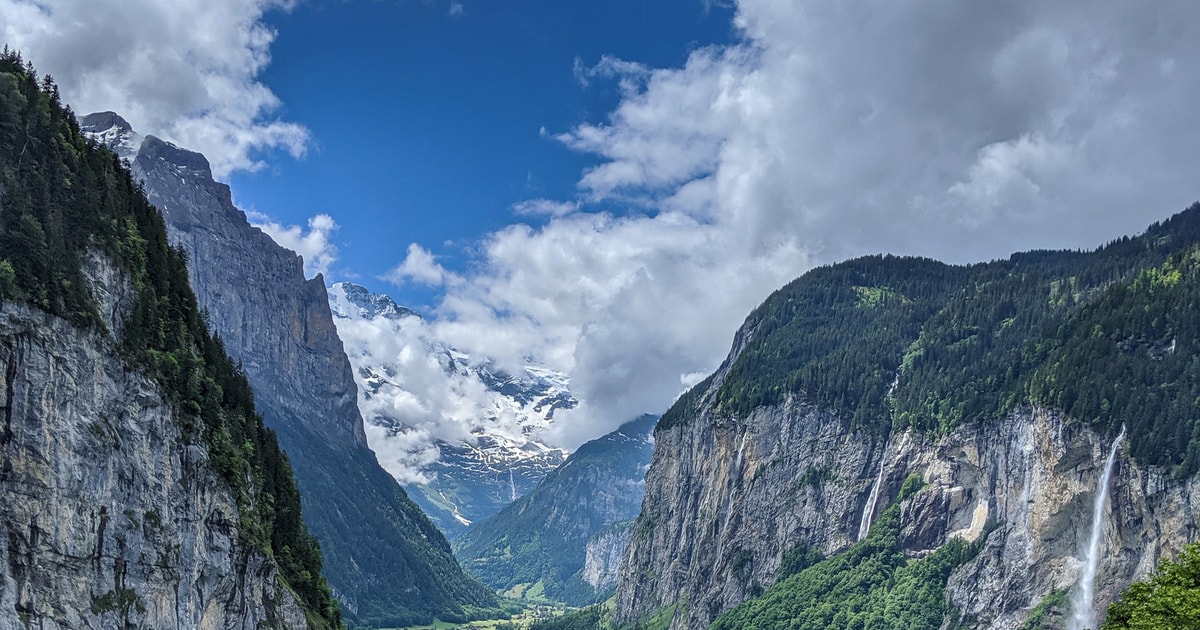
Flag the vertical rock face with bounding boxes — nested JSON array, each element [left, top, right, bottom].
[[80, 112, 496, 624], [615, 395, 875, 628], [616, 384, 1200, 630], [131, 134, 366, 450], [0, 301, 308, 629], [582, 520, 635, 593]]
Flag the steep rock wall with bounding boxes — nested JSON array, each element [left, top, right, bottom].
[[0, 302, 308, 629], [616, 395, 1198, 629]]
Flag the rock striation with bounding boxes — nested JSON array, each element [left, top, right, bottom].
[[618, 392, 1200, 629], [0, 298, 309, 629]]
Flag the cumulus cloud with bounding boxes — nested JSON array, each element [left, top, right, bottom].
[[250, 213, 340, 278], [572, 55, 651, 91], [383, 244, 459, 287], [406, 0, 1200, 449], [0, 0, 308, 178]]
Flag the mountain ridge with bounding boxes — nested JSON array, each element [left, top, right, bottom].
[[454, 413, 658, 605], [0, 59, 336, 628]]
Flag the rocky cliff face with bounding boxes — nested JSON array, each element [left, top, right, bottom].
[[80, 113, 498, 625], [619, 387, 1200, 628], [582, 521, 635, 594], [130, 134, 366, 451], [0, 299, 308, 629], [617, 357, 1198, 630]]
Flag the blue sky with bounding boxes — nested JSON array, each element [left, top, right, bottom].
[[5, 0, 1200, 447], [229, 0, 737, 308]]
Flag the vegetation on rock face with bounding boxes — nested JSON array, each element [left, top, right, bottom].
[[279, 425, 506, 628], [1102, 543, 1200, 629], [661, 203, 1200, 475], [0, 50, 340, 628], [709, 485, 981, 630]]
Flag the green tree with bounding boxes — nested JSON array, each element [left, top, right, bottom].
[[1103, 543, 1200, 629]]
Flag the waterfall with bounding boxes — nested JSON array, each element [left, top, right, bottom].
[[858, 372, 901, 541], [858, 440, 889, 541], [508, 469, 517, 501], [714, 431, 750, 563], [1068, 425, 1126, 630]]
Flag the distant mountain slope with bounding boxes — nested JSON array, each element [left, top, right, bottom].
[[455, 414, 658, 605], [617, 204, 1200, 629], [329, 281, 573, 537], [81, 112, 499, 628]]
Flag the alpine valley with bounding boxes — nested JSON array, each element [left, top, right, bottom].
[[4, 47, 1200, 630]]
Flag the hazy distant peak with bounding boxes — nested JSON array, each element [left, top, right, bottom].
[[329, 281, 420, 321]]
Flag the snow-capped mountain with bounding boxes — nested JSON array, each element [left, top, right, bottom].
[[80, 111, 142, 160], [328, 282, 575, 537]]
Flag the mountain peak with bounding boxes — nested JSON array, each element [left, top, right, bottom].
[[329, 282, 420, 321], [79, 111, 142, 160], [79, 111, 131, 133]]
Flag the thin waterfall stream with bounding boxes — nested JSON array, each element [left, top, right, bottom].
[[714, 431, 750, 563], [858, 439, 889, 541], [859, 372, 901, 541], [1068, 425, 1126, 630]]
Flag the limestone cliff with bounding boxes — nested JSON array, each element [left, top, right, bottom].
[[0, 299, 309, 629], [618, 395, 1198, 629]]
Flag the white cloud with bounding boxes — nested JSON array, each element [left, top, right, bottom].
[[383, 243, 458, 287], [250, 213, 340, 279], [0, 0, 308, 178], [328, 283, 565, 484], [404, 0, 1200, 449], [512, 198, 579, 217], [573, 55, 651, 90]]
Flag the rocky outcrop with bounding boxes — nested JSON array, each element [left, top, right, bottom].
[[616, 388, 1199, 629], [0, 300, 308, 629]]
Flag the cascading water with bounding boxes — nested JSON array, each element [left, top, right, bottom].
[[858, 440, 889, 541], [1068, 425, 1126, 630], [858, 372, 901, 541], [714, 431, 750, 563], [508, 469, 517, 502]]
